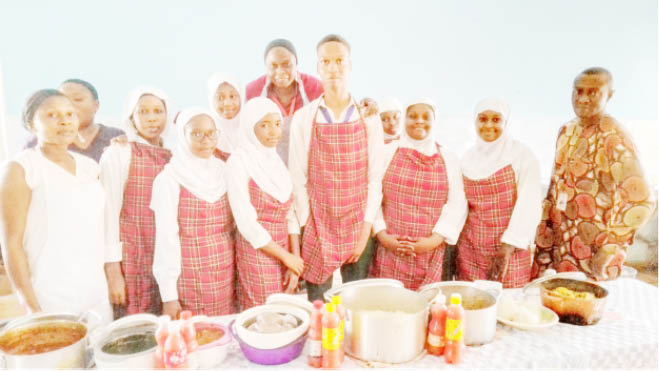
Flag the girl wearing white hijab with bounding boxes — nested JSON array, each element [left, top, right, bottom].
[[227, 98, 304, 310], [371, 98, 468, 290], [207, 73, 243, 160], [379, 97, 403, 144], [457, 97, 542, 288], [152, 108, 235, 318], [100, 87, 173, 317]]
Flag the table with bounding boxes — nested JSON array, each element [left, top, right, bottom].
[[211, 278, 658, 369]]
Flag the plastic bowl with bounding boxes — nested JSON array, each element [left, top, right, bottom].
[[234, 304, 309, 350], [194, 322, 231, 369], [230, 320, 306, 365]]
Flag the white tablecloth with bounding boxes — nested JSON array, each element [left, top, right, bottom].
[[209, 278, 658, 370]]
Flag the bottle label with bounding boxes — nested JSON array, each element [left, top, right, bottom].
[[339, 319, 345, 341], [309, 340, 322, 357], [427, 333, 444, 347], [445, 319, 463, 341], [322, 327, 340, 350]]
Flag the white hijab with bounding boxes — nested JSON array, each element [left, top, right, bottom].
[[230, 97, 293, 203], [207, 73, 243, 153], [165, 107, 227, 203], [121, 87, 173, 147], [379, 97, 403, 141], [397, 97, 439, 157], [461, 97, 518, 180]]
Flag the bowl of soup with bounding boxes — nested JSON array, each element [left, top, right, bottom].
[[234, 304, 309, 350], [0, 312, 90, 369], [193, 321, 231, 369], [91, 313, 159, 369], [540, 278, 608, 325]]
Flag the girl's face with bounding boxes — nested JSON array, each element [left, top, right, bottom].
[[132, 94, 167, 143], [380, 110, 401, 136], [253, 112, 282, 148], [59, 82, 98, 129], [185, 115, 218, 159], [214, 83, 241, 119], [32, 95, 80, 147], [475, 110, 504, 142], [405, 104, 433, 141]]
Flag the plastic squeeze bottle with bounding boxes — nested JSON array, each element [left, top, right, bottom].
[[426, 293, 447, 356], [331, 295, 346, 362], [308, 300, 324, 368], [322, 303, 341, 369], [179, 310, 198, 369], [163, 321, 188, 369], [444, 293, 465, 364], [154, 315, 170, 368]]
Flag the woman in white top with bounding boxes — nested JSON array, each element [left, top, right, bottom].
[[457, 97, 542, 288], [152, 108, 235, 318], [0, 89, 112, 322], [371, 98, 468, 290], [207, 73, 243, 160], [226, 98, 304, 310]]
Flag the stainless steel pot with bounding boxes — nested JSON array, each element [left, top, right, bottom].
[[324, 279, 438, 364], [0, 312, 97, 369], [419, 280, 502, 345]]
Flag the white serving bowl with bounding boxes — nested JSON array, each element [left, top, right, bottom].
[[90, 313, 159, 369], [235, 304, 310, 350]]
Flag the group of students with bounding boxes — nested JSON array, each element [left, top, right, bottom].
[[0, 34, 653, 324]]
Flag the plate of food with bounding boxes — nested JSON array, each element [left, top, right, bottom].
[[497, 294, 559, 331]]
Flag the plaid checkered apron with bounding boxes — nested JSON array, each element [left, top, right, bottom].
[[177, 187, 235, 316], [213, 148, 231, 162], [301, 105, 369, 284], [457, 165, 531, 288], [119, 142, 171, 316], [371, 146, 448, 290], [236, 179, 293, 310]]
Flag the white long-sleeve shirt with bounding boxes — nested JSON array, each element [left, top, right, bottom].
[[226, 157, 300, 249], [372, 143, 468, 245], [99, 137, 163, 262], [463, 143, 543, 250], [288, 96, 385, 227]]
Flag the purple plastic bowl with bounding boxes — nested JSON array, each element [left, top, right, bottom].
[[229, 320, 307, 365]]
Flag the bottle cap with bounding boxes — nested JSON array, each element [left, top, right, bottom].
[[312, 300, 324, 310], [325, 303, 336, 313], [450, 293, 462, 305], [331, 295, 342, 305], [433, 292, 446, 305]]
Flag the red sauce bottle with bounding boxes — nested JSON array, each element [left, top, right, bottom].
[[444, 293, 465, 364], [426, 294, 447, 356], [307, 300, 324, 368], [321, 303, 341, 369]]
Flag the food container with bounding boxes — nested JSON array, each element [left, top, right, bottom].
[[419, 280, 502, 345], [539, 278, 608, 325], [234, 304, 310, 350], [323, 278, 438, 364], [190, 318, 232, 369], [230, 320, 307, 365], [0, 312, 93, 369], [90, 313, 159, 369]]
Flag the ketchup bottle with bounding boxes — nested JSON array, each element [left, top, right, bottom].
[[179, 310, 198, 369], [307, 300, 324, 368], [331, 295, 346, 362], [426, 293, 447, 356], [163, 322, 188, 369], [154, 315, 170, 369], [444, 293, 465, 364], [321, 303, 341, 369]]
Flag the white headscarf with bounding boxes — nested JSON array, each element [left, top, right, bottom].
[[397, 97, 439, 157], [164, 107, 227, 203], [461, 97, 518, 180], [121, 86, 173, 146], [230, 97, 293, 203], [207, 73, 243, 153], [379, 97, 403, 141]]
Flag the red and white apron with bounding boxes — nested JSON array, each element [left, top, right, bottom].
[[301, 105, 369, 284], [176, 187, 235, 316], [457, 165, 531, 288], [236, 179, 293, 310], [371, 146, 448, 290], [119, 142, 171, 315]]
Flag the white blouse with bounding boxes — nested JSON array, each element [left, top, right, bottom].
[[288, 96, 385, 227], [372, 143, 468, 245], [99, 137, 165, 262], [225, 157, 300, 249], [463, 143, 543, 250]]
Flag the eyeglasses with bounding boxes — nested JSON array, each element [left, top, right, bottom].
[[189, 130, 218, 141]]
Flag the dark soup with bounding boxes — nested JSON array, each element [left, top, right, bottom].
[[101, 332, 157, 355]]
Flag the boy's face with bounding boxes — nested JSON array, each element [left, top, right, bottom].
[[265, 47, 297, 89], [572, 73, 612, 119], [317, 41, 351, 91]]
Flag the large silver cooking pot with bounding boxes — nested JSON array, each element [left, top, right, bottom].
[[324, 279, 438, 364]]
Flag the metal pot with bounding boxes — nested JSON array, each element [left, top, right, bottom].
[[324, 279, 438, 364], [419, 280, 502, 345], [0, 311, 97, 369]]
